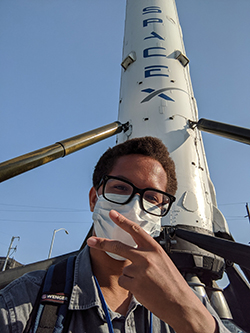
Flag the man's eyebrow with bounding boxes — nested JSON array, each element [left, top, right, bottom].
[[109, 175, 165, 192], [109, 175, 131, 182]]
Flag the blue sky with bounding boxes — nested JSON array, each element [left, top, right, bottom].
[[1, 0, 250, 278]]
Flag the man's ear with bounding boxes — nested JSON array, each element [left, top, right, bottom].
[[89, 187, 98, 212]]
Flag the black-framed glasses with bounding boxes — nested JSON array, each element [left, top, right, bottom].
[[98, 175, 176, 217]]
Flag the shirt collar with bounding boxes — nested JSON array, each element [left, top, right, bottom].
[[68, 245, 141, 317], [69, 246, 101, 310]]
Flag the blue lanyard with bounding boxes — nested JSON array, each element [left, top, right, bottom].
[[94, 276, 153, 333]]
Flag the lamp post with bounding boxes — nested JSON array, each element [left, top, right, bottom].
[[48, 228, 69, 259]]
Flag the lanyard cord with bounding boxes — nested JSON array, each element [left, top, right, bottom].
[[94, 276, 153, 333], [150, 312, 153, 333], [94, 276, 114, 333]]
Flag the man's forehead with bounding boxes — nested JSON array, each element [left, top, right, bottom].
[[111, 154, 168, 190]]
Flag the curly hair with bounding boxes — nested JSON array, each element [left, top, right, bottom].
[[92, 137, 177, 195]]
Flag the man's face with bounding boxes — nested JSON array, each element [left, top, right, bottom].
[[89, 154, 168, 212]]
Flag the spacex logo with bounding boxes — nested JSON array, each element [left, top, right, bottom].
[[139, 7, 187, 104], [141, 88, 175, 103], [141, 88, 186, 103]]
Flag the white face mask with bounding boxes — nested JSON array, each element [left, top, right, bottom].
[[92, 194, 161, 261]]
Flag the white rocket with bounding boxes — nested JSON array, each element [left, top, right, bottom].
[[116, 0, 242, 328], [117, 0, 229, 245]]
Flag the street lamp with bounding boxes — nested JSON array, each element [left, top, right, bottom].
[[48, 228, 69, 258]]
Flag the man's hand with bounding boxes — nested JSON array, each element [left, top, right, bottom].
[[87, 210, 218, 333]]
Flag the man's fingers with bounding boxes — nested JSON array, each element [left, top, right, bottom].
[[87, 210, 163, 260], [87, 236, 136, 261], [109, 210, 158, 248]]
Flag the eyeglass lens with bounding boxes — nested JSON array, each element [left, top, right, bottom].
[[103, 177, 171, 216]]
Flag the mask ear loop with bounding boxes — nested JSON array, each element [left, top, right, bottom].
[[91, 191, 100, 212]]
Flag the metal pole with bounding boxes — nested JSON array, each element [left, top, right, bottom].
[[191, 118, 250, 145], [0, 121, 125, 183], [2, 236, 20, 271], [246, 203, 250, 224], [48, 228, 69, 259]]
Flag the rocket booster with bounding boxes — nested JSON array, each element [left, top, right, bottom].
[[117, 0, 229, 239]]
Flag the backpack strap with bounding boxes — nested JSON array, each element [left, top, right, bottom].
[[25, 255, 76, 333]]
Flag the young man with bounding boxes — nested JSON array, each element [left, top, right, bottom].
[[0, 137, 230, 332]]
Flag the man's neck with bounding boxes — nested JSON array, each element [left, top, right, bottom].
[[89, 247, 132, 316]]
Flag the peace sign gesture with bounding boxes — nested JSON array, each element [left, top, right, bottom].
[[87, 210, 219, 333]]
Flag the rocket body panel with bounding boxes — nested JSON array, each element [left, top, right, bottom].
[[117, 0, 228, 235]]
